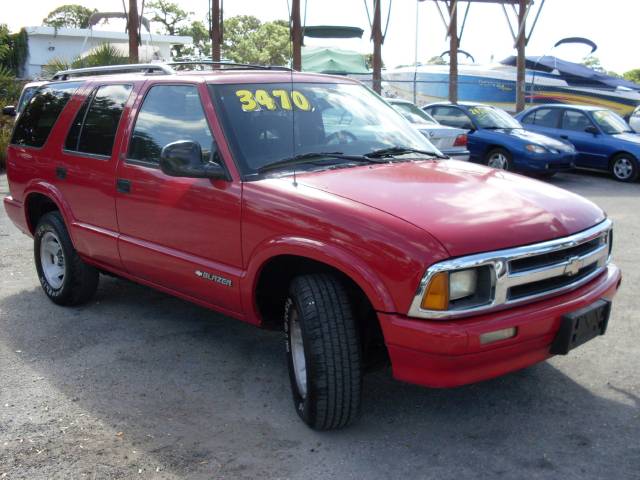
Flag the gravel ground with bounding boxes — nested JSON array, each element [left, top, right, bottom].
[[0, 171, 638, 480]]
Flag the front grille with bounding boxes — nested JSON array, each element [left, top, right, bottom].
[[508, 262, 599, 300], [509, 237, 604, 274]]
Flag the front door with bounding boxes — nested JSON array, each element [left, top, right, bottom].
[[114, 82, 243, 315], [559, 109, 607, 169]]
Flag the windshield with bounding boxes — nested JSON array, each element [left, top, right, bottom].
[[209, 82, 438, 176], [592, 110, 632, 134], [391, 102, 437, 125], [467, 105, 521, 129]]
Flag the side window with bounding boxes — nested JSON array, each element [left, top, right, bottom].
[[561, 110, 593, 132], [65, 84, 132, 157], [128, 85, 215, 165], [527, 108, 560, 128], [11, 82, 83, 148], [430, 106, 473, 129]]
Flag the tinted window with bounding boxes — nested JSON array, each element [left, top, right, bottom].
[[17, 86, 39, 114], [11, 82, 82, 148], [430, 106, 473, 129], [65, 84, 132, 156], [128, 85, 215, 165], [561, 110, 593, 132], [523, 108, 560, 127]]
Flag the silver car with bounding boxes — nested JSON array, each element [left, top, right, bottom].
[[387, 98, 470, 161], [629, 105, 640, 133]]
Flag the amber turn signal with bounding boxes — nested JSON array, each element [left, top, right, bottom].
[[421, 272, 449, 310]]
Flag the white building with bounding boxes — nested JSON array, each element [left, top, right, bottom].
[[22, 26, 192, 79]]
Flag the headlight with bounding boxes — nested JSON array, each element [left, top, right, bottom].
[[525, 144, 546, 154], [420, 266, 492, 311]]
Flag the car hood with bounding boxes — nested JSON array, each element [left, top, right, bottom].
[[491, 128, 574, 150], [611, 132, 640, 145], [297, 160, 605, 257]]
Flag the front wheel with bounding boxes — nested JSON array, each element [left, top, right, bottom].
[[486, 148, 512, 171], [285, 274, 362, 430], [610, 154, 639, 182], [34, 211, 99, 305]]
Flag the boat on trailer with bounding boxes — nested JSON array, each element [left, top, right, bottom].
[[381, 56, 640, 117]]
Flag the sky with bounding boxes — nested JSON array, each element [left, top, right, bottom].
[[4, 0, 640, 74]]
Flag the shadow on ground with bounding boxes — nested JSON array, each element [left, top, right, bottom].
[[1, 276, 638, 480]]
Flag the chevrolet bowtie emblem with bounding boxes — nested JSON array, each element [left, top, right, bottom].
[[564, 256, 582, 277]]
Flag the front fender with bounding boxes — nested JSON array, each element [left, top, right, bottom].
[[242, 235, 398, 323]]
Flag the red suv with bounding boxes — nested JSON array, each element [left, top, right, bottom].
[[3, 63, 622, 430]]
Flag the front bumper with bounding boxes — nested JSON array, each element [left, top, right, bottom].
[[515, 151, 576, 173], [378, 264, 621, 388]]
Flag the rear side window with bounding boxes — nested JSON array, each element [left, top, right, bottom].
[[522, 108, 560, 127], [127, 85, 215, 165], [11, 82, 82, 148], [65, 84, 132, 157]]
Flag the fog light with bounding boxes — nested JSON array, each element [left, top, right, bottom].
[[479, 327, 517, 345]]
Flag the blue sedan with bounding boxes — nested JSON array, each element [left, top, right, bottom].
[[515, 105, 640, 182], [424, 102, 576, 176]]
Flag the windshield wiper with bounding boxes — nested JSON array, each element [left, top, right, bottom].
[[364, 146, 449, 160], [257, 152, 375, 174]]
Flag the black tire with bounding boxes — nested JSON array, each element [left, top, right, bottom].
[[485, 147, 512, 171], [284, 273, 362, 430], [34, 211, 99, 306], [610, 154, 639, 182]]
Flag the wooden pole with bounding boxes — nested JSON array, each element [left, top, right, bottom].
[[291, 0, 302, 70], [372, 0, 382, 94], [448, 0, 458, 103], [211, 0, 221, 62], [515, 0, 527, 112], [128, 0, 139, 63]]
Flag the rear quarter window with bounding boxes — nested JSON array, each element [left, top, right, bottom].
[[11, 82, 83, 148]]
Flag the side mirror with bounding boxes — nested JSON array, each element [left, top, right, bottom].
[[2, 105, 16, 117], [160, 140, 227, 180], [584, 125, 599, 135]]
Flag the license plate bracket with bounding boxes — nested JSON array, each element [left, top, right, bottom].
[[550, 299, 611, 355]]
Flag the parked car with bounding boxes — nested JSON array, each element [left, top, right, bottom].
[[4, 64, 621, 430], [628, 104, 640, 133], [423, 102, 576, 177], [516, 105, 640, 182], [386, 98, 469, 160], [2, 80, 48, 118]]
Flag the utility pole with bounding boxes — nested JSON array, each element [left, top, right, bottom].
[[515, 0, 527, 112], [372, 0, 382, 94], [448, 0, 458, 103], [291, 0, 302, 70], [210, 0, 221, 62], [128, 0, 139, 63]]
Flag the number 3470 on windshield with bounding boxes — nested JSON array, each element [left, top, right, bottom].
[[235, 89, 311, 112]]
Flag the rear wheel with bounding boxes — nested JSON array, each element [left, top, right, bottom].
[[486, 148, 512, 171], [34, 211, 99, 305], [610, 154, 638, 182], [284, 274, 362, 430]]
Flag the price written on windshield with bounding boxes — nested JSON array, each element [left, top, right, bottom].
[[235, 89, 312, 112]]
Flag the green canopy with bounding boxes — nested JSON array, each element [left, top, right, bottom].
[[301, 47, 369, 75]]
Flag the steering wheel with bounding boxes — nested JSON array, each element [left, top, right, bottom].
[[326, 130, 358, 145]]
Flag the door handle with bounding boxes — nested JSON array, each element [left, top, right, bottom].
[[116, 178, 131, 193], [56, 166, 67, 180]]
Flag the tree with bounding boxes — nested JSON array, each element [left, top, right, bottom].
[[582, 56, 621, 78], [177, 20, 211, 57], [42, 5, 96, 29], [623, 69, 640, 85], [222, 16, 290, 66], [146, 0, 191, 35]]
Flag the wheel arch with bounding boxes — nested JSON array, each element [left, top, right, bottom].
[[23, 183, 75, 242]]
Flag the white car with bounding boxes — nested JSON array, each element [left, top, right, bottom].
[[387, 98, 470, 161], [629, 105, 640, 133]]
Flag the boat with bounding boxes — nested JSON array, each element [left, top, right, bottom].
[[382, 56, 640, 117]]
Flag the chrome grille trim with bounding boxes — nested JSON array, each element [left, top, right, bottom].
[[408, 219, 613, 320]]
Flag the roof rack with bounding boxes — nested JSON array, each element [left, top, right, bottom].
[[51, 63, 174, 80], [167, 61, 292, 71], [51, 61, 292, 80]]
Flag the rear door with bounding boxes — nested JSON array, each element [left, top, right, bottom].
[[56, 82, 134, 268], [114, 81, 243, 315], [520, 107, 562, 138], [559, 109, 607, 168]]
